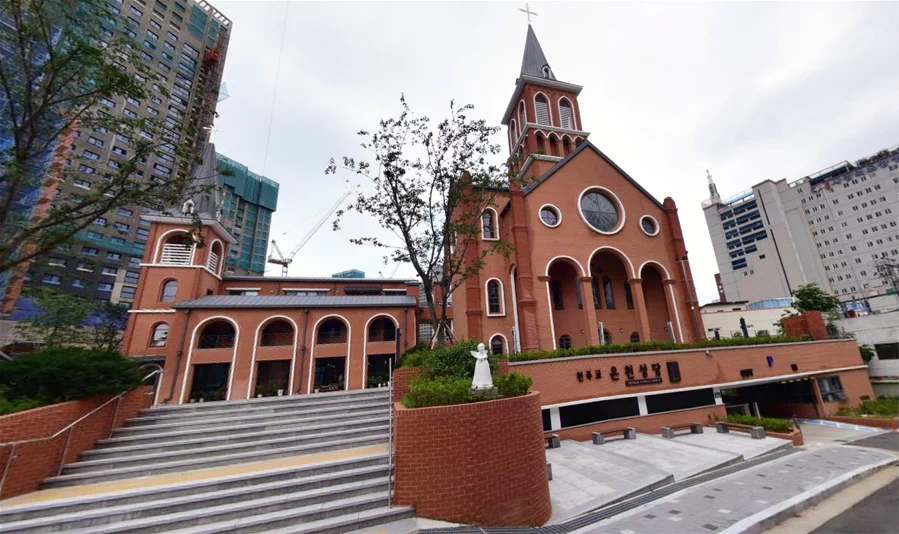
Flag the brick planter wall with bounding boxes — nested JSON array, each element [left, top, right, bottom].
[[391, 367, 422, 403], [827, 415, 899, 430], [0, 386, 153, 499], [549, 405, 726, 441], [393, 392, 551, 526], [767, 428, 804, 446]]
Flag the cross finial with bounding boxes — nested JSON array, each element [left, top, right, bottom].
[[518, 2, 538, 24]]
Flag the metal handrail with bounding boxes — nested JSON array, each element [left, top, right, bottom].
[[386, 357, 394, 508], [0, 369, 161, 493], [0, 369, 161, 448]]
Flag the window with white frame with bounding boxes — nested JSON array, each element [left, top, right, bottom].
[[559, 98, 574, 129], [534, 94, 550, 126]]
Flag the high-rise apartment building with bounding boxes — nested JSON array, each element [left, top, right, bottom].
[[703, 145, 899, 310], [215, 153, 278, 276], [21, 0, 231, 307]]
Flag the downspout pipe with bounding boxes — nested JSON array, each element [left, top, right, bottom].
[[162, 308, 192, 404], [298, 308, 310, 394]]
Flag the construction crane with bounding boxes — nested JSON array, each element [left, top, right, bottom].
[[268, 191, 351, 277]]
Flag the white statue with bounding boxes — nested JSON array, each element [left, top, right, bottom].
[[470, 343, 494, 390]]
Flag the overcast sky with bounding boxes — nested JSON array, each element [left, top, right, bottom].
[[210, 1, 899, 304]]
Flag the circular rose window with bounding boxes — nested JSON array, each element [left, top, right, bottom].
[[640, 215, 659, 236], [579, 190, 620, 233], [539, 205, 561, 227]]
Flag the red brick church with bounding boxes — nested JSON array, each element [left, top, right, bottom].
[[123, 25, 705, 403], [453, 25, 704, 354]]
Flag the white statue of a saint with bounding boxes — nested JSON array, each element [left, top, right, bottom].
[[470, 342, 493, 390]]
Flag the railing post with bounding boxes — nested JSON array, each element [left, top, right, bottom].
[[0, 444, 17, 497], [57, 428, 74, 477], [387, 357, 393, 508]]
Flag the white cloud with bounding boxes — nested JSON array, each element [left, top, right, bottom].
[[210, 1, 899, 302]]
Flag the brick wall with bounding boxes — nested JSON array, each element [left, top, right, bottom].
[[0, 386, 153, 499], [510, 340, 869, 407], [549, 405, 726, 441], [393, 392, 551, 526], [391, 367, 422, 403], [781, 311, 828, 341]]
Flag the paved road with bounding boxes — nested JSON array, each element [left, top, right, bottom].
[[572, 446, 894, 534], [810, 479, 899, 534], [850, 432, 899, 453]]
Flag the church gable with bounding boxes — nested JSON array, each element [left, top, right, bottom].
[[523, 141, 664, 210]]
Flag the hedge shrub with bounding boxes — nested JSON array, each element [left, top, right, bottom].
[[723, 414, 794, 433], [0, 348, 144, 414], [494, 373, 532, 398], [837, 396, 899, 417], [399, 339, 530, 408], [508, 335, 805, 362], [402, 375, 472, 408]]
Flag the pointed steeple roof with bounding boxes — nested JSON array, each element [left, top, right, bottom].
[[519, 25, 555, 80]]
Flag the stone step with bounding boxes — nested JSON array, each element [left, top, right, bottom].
[[107, 407, 389, 442], [43, 435, 389, 488], [1, 470, 390, 533], [160, 494, 400, 534], [89, 417, 390, 457], [65, 426, 390, 474], [142, 388, 389, 417], [127, 398, 388, 428], [1, 455, 388, 523], [256, 506, 416, 534], [18, 483, 392, 534]]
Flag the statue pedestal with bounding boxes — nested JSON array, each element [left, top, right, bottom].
[[469, 387, 499, 400]]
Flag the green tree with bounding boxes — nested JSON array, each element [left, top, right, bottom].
[[0, 0, 210, 276], [88, 300, 130, 352], [792, 283, 841, 313], [327, 96, 518, 345], [15, 287, 92, 347], [14, 287, 129, 350]]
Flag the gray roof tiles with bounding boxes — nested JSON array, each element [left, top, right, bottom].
[[520, 25, 554, 80], [172, 295, 417, 310]]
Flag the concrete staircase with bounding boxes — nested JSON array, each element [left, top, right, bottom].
[[0, 388, 414, 533]]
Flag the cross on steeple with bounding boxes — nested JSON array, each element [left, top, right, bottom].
[[518, 3, 538, 24]]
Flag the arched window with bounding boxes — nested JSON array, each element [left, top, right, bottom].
[[602, 329, 613, 345], [624, 282, 634, 309], [534, 94, 550, 126], [559, 98, 574, 129], [518, 101, 526, 128], [369, 317, 396, 342], [509, 119, 518, 147], [603, 276, 615, 309], [559, 335, 572, 349], [481, 209, 497, 240], [158, 231, 191, 265], [207, 241, 223, 274], [542, 65, 552, 79], [490, 335, 504, 355], [629, 331, 641, 343], [551, 279, 564, 310], [149, 322, 169, 347], [486, 279, 502, 315], [260, 319, 293, 346], [198, 320, 235, 349], [318, 319, 347, 344], [160, 279, 178, 302]]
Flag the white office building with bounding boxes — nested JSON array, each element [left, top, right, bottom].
[[703, 145, 899, 310]]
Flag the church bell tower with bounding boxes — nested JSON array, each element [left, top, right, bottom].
[[501, 24, 589, 168]]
